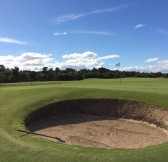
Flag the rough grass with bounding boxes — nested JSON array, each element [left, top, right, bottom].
[[0, 78, 168, 162]]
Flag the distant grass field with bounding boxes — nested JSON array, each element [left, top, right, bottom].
[[0, 78, 168, 162]]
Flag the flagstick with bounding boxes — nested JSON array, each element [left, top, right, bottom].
[[119, 65, 121, 86], [116, 62, 121, 86], [120, 71, 121, 86]]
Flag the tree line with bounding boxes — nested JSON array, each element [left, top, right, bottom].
[[0, 65, 167, 83]]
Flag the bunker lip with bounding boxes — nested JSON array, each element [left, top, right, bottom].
[[25, 99, 168, 149]]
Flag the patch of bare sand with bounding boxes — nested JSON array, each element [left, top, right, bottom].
[[28, 114, 168, 149]]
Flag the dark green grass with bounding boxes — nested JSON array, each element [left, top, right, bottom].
[[0, 78, 168, 162]]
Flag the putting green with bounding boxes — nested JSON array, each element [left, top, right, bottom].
[[0, 78, 168, 162]]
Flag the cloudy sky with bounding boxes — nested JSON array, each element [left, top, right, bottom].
[[0, 0, 168, 72]]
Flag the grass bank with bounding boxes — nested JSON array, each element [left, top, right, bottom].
[[0, 78, 168, 162]]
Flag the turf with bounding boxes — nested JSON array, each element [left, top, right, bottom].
[[0, 78, 168, 162]]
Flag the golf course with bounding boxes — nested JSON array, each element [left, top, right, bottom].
[[0, 78, 168, 162]]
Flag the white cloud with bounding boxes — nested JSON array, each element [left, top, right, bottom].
[[53, 32, 67, 36], [60, 51, 119, 70], [71, 30, 113, 36], [54, 5, 129, 24], [91, 5, 129, 14], [0, 37, 26, 45], [121, 60, 168, 73], [54, 30, 114, 37], [0, 52, 55, 71], [0, 51, 120, 71], [62, 51, 97, 59], [55, 14, 85, 24], [1, 51, 167, 73], [158, 60, 168, 65], [145, 57, 159, 63], [134, 24, 146, 29], [154, 28, 168, 34], [98, 55, 120, 60], [121, 65, 167, 73]]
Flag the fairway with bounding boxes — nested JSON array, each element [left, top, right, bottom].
[[1, 78, 168, 162]]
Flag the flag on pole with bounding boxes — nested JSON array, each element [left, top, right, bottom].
[[116, 62, 120, 67], [116, 62, 121, 85]]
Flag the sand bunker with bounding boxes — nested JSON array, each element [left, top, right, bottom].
[[25, 99, 168, 149]]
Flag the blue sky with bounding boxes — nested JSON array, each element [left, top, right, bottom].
[[0, 0, 168, 72]]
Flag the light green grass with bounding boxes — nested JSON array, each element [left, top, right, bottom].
[[0, 78, 168, 162]]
